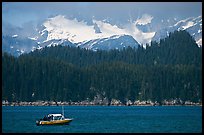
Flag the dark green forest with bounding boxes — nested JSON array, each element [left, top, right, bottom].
[[2, 30, 202, 103]]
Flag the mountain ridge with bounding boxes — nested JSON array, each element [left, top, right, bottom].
[[2, 15, 202, 56]]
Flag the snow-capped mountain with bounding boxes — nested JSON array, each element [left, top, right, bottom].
[[2, 14, 202, 56], [38, 39, 75, 48], [2, 35, 38, 56], [2, 34, 75, 56], [77, 34, 139, 51], [152, 16, 202, 47], [39, 15, 155, 45]]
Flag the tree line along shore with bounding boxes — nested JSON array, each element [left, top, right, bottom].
[[2, 31, 202, 106]]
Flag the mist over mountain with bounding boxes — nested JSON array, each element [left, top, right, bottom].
[[2, 14, 202, 56], [2, 2, 202, 56]]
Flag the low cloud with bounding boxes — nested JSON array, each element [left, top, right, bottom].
[[135, 14, 154, 25]]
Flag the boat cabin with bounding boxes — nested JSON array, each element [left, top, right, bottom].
[[43, 114, 65, 121]]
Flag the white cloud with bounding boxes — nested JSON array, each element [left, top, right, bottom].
[[124, 22, 155, 45], [135, 14, 153, 25], [42, 15, 155, 46], [89, 14, 155, 45]]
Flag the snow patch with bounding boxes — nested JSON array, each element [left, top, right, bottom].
[[31, 47, 36, 52], [12, 34, 18, 38], [43, 15, 99, 43], [167, 31, 169, 36], [110, 35, 125, 40], [17, 49, 25, 54], [93, 20, 126, 37], [28, 37, 38, 40], [20, 50, 25, 54], [173, 17, 193, 27], [196, 38, 202, 47], [182, 21, 194, 30], [37, 45, 43, 50]]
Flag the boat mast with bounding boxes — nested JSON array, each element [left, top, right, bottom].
[[62, 106, 64, 117]]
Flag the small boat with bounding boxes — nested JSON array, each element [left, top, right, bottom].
[[36, 106, 73, 126]]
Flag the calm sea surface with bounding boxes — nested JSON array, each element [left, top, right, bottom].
[[2, 106, 202, 133]]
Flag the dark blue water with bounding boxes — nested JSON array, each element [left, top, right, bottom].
[[2, 106, 202, 133]]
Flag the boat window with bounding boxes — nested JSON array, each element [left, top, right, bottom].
[[53, 116, 62, 120]]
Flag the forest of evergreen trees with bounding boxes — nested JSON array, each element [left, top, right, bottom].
[[2, 30, 202, 103]]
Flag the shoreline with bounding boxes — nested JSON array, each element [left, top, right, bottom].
[[2, 100, 202, 106], [2, 105, 202, 107]]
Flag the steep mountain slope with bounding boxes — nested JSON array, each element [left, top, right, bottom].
[[2, 15, 202, 56], [152, 16, 202, 46], [77, 35, 139, 51], [2, 35, 38, 56]]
